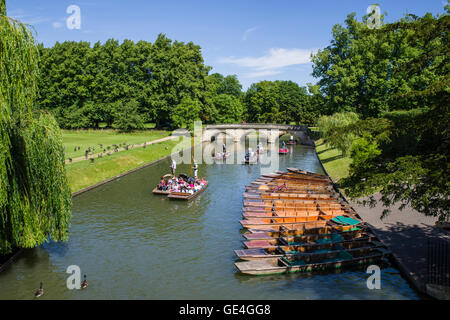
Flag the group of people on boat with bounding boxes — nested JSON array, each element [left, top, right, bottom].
[[157, 159, 205, 194], [157, 175, 206, 194]]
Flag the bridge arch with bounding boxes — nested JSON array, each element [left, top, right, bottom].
[[202, 124, 315, 146]]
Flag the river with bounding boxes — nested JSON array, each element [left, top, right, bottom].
[[0, 142, 419, 299]]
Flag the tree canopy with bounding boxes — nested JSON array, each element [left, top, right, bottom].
[[312, 7, 449, 221], [0, 1, 72, 254]]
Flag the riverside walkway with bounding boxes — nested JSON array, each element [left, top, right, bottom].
[[351, 195, 450, 299], [65, 135, 179, 164]]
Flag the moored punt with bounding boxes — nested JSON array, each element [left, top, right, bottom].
[[244, 213, 363, 233], [234, 247, 390, 275], [247, 222, 360, 234], [236, 168, 377, 276], [236, 238, 382, 260], [167, 181, 208, 200], [242, 210, 322, 219], [243, 225, 364, 241], [243, 198, 347, 207], [242, 229, 370, 249], [240, 219, 328, 231]]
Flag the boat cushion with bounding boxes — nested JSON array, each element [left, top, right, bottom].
[[331, 216, 361, 226]]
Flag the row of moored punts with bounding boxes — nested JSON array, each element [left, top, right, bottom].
[[234, 168, 390, 275]]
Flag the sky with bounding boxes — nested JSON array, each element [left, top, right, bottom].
[[6, 0, 448, 89]]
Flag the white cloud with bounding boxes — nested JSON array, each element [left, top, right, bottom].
[[52, 21, 64, 29], [242, 27, 258, 41], [219, 48, 316, 78], [244, 70, 282, 78]]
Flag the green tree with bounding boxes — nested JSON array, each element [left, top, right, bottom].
[[0, 1, 72, 254], [171, 97, 202, 130], [244, 81, 280, 123], [112, 99, 145, 132], [313, 7, 449, 221], [317, 112, 359, 156], [275, 81, 309, 124], [213, 94, 244, 123]]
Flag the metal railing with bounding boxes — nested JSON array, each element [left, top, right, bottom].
[[427, 238, 450, 287]]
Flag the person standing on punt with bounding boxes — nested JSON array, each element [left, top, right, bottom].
[[171, 159, 176, 176], [193, 161, 198, 180]]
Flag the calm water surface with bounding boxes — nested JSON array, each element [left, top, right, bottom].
[[0, 143, 419, 299]]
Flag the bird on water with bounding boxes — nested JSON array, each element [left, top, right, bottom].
[[34, 282, 43, 298], [81, 274, 88, 289]]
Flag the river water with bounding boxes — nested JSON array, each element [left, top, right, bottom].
[[0, 142, 419, 299]]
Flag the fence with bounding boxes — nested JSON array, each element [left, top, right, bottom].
[[427, 238, 450, 287]]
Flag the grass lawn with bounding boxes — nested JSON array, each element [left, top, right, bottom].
[[66, 136, 191, 192], [315, 139, 352, 183], [62, 129, 171, 159]]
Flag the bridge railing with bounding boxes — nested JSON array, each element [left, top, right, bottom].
[[204, 123, 310, 131]]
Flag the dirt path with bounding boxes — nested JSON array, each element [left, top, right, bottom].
[[65, 135, 178, 164]]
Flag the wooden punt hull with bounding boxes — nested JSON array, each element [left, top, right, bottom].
[[247, 194, 336, 201], [167, 182, 208, 200], [243, 198, 344, 207], [242, 211, 322, 219], [240, 219, 328, 231], [247, 223, 359, 234], [243, 226, 364, 241], [152, 188, 172, 195], [242, 229, 371, 249], [236, 238, 380, 260], [234, 247, 390, 275]]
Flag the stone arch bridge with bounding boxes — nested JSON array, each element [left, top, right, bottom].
[[202, 123, 315, 147]]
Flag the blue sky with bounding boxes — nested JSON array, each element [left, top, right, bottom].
[[7, 0, 448, 89]]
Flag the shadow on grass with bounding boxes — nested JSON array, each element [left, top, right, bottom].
[[316, 147, 333, 155], [321, 154, 344, 164]]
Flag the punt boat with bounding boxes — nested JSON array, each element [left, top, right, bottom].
[[167, 181, 208, 200], [234, 246, 390, 275], [236, 238, 382, 260]]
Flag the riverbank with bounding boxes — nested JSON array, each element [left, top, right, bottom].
[[63, 129, 170, 159], [314, 138, 449, 299], [67, 135, 190, 192]]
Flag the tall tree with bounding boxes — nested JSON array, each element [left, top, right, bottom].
[[326, 8, 450, 221], [0, 1, 72, 254]]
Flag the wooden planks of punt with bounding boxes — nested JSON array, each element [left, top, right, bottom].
[[235, 168, 388, 276]]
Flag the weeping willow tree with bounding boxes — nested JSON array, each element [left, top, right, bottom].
[[0, 0, 72, 254]]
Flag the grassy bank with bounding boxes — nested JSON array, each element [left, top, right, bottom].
[[315, 139, 351, 182], [66, 136, 190, 192], [63, 129, 170, 159]]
